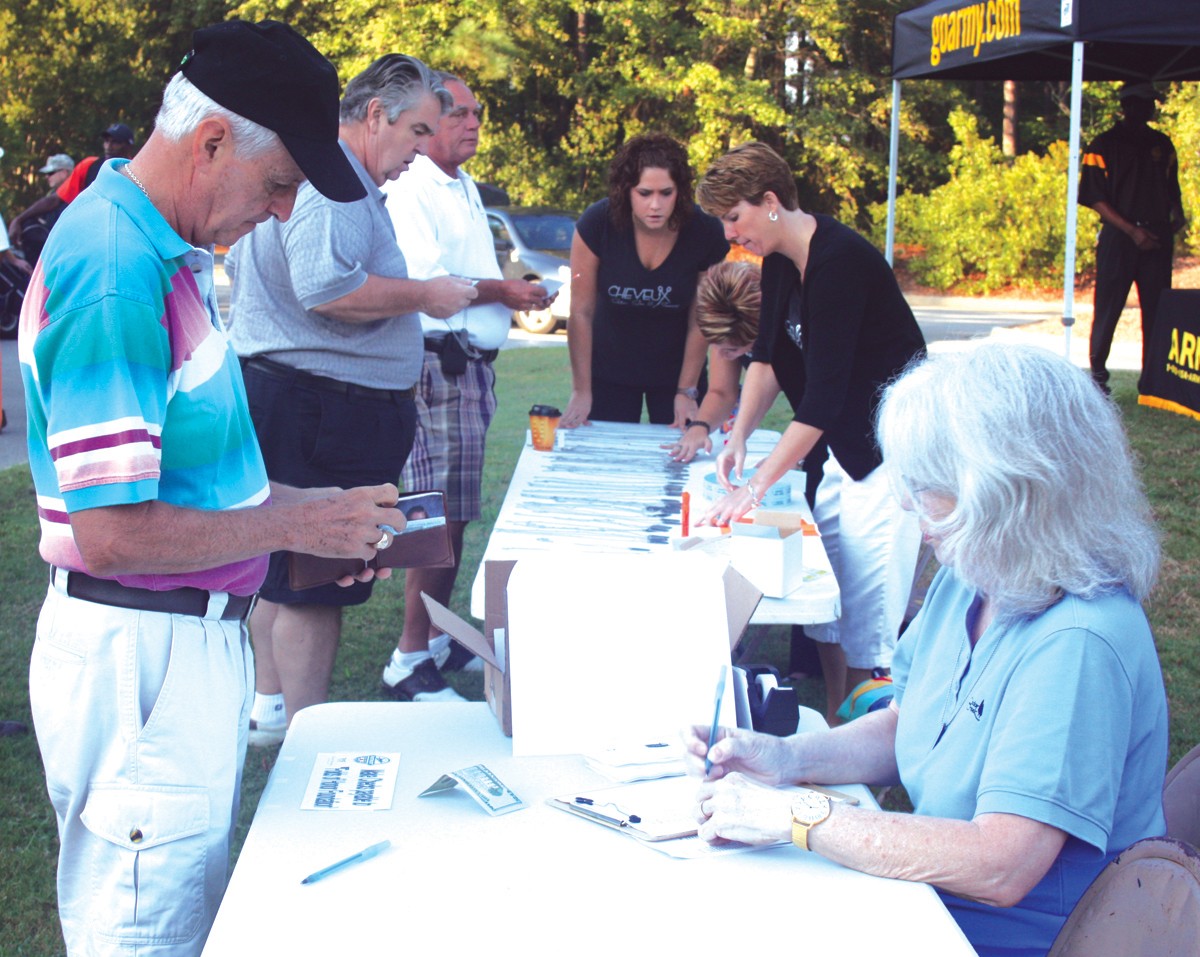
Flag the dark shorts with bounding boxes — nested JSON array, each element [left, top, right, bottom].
[[242, 360, 417, 607]]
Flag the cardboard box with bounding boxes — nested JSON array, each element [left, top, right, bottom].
[[729, 511, 817, 599], [423, 554, 761, 752]]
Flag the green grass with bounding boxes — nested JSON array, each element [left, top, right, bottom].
[[0, 354, 1196, 954]]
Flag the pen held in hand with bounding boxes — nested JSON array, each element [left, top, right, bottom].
[[704, 665, 728, 777], [301, 839, 391, 885]]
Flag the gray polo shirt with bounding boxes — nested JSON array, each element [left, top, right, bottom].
[[226, 141, 422, 389]]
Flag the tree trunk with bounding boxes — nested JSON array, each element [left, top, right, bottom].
[[1003, 80, 1018, 156]]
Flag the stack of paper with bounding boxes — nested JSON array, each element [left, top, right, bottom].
[[583, 741, 687, 782]]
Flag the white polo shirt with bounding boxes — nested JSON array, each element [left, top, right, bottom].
[[383, 154, 511, 351]]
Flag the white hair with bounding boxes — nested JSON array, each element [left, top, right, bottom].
[[876, 343, 1159, 617], [154, 74, 281, 159]]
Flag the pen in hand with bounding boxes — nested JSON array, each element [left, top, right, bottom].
[[704, 665, 728, 777], [301, 839, 391, 885]]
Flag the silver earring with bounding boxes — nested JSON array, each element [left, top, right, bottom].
[[768, 209, 778, 222]]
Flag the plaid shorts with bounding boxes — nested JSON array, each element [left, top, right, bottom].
[[401, 351, 497, 522]]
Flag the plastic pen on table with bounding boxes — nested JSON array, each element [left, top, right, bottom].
[[301, 839, 391, 885], [704, 665, 728, 777], [681, 490, 690, 537]]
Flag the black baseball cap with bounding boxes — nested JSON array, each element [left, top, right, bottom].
[[179, 19, 365, 203], [1118, 82, 1160, 103], [101, 123, 135, 145]]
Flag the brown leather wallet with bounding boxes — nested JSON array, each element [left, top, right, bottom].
[[287, 490, 455, 590]]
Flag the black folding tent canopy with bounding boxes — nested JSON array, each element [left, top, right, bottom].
[[884, 0, 1200, 347]]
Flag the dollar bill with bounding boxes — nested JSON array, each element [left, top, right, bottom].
[[418, 764, 525, 816]]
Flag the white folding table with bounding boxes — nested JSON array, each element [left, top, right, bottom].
[[470, 421, 840, 626], [203, 703, 976, 957]]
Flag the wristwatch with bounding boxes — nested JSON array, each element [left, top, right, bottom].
[[790, 789, 832, 851], [676, 387, 700, 401]]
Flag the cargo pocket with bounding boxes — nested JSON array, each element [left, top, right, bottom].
[[81, 786, 210, 945]]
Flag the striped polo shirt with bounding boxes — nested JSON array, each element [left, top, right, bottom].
[[19, 160, 270, 595]]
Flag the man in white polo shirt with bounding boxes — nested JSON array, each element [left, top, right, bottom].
[[380, 72, 551, 699]]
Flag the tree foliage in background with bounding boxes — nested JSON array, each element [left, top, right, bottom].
[[1, 1, 1196, 291], [871, 108, 1097, 294], [0, 0, 232, 211], [877, 86, 1198, 292]]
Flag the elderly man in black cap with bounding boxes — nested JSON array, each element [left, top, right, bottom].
[[1080, 81, 1186, 393], [19, 20, 401, 955]]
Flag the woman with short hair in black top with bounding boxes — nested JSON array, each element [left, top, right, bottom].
[[697, 141, 926, 724], [560, 133, 729, 428]]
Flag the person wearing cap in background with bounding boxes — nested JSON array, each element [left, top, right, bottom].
[[5, 153, 74, 262], [19, 20, 403, 955], [39, 152, 75, 188], [52, 122, 138, 206], [1079, 81, 1186, 394], [226, 55, 476, 743], [376, 71, 551, 700], [8, 122, 139, 256], [101, 121, 136, 160]]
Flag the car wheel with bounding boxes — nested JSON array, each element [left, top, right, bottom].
[[513, 307, 558, 335]]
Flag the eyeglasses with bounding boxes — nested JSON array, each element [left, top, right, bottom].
[[446, 105, 485, 123]]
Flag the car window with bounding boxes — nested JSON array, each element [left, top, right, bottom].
[[508, 215, 575, 254], [488, 215, 514, 249]]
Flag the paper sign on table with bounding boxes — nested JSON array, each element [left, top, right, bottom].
[[300, 752, 400, 811], [418, 764, 526, 816]]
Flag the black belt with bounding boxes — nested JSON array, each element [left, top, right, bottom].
[[423, 337, 499, 364], [55, 568, 256, 621], [242, 356, 415, 402]]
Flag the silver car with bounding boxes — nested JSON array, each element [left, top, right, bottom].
[[486, 206, 575, 334]]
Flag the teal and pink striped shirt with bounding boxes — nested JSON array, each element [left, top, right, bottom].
[[19, 160, 270, 595]]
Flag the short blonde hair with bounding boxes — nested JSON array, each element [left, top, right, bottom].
[[697, 142, 799, 217], [696, 261, 761, 347]]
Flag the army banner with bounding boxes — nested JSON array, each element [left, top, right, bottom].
[[1140, 289, 1200, 422]]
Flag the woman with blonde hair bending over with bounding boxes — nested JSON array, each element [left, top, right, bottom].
[[664, 259, 761, 464], [687, 343, 1168, 957]]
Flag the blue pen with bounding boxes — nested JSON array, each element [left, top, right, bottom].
[[704, 665, 728, 777], [301, 839, 391, 885]]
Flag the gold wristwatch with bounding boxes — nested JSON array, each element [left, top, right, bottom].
[[790, 789, 832, 851]]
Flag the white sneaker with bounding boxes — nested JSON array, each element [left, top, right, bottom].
[[381, 657, 466, 702], [248, 717, 286, 747]]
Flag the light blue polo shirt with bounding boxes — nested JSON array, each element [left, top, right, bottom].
[[892, 567, 1168, 957]]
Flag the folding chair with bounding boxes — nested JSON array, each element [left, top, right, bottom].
[[1047, 837, 1200, 957], [1164, 743, 1200, 850]]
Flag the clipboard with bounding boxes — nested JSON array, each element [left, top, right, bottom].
[[287, 489, 455, 590], [547, 777, 699, 842]]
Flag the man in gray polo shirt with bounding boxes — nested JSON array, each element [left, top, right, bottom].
[[227, 54, 476, 744]]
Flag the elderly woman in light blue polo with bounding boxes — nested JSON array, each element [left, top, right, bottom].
[[687, 343, 1168, 957]]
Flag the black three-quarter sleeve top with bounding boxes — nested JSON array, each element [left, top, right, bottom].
[[750, 215, 925, 481]]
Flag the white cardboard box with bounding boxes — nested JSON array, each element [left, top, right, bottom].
[[729, 510, 814, 598], [424, 553, 761, 754]]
